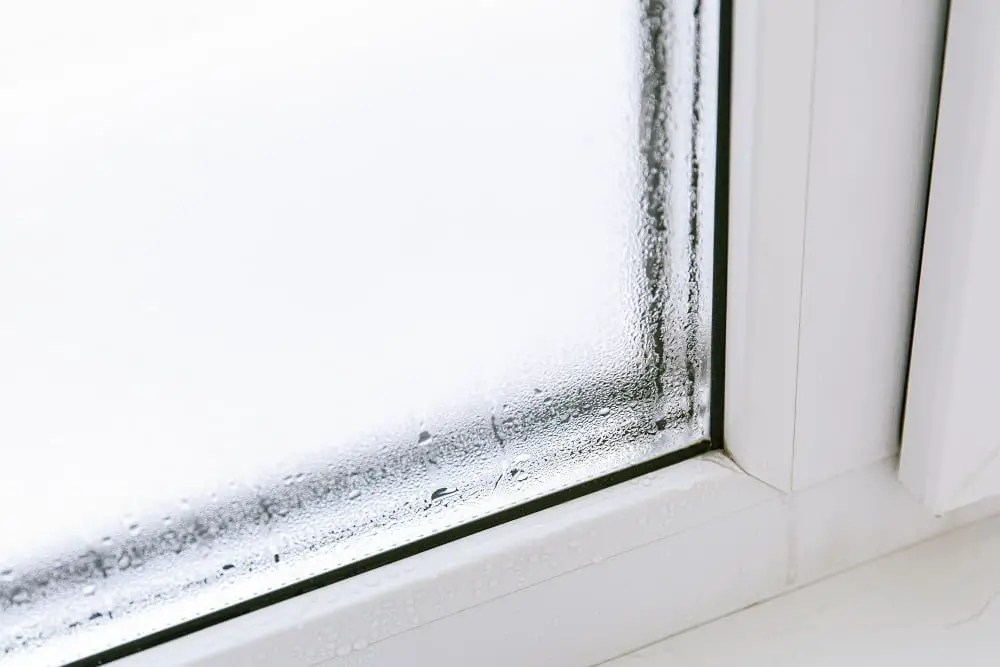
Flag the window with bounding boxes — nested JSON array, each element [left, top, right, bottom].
[[1, 1, 720, 664], [6, 1, 997, 666]]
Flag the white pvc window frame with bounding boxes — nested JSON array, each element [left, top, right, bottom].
[[899, 0, 1000, 515], [98, 2, 1000, 665]]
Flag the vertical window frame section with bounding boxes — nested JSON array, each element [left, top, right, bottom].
[[27, 2, 1000, 667], [726, 0, 949, 493], [900, 0, 1000, 514]]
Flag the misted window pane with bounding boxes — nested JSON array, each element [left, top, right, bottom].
[[0, 0, 718, 663]]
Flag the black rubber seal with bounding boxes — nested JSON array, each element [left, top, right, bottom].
[[709, 0, 733, 450]]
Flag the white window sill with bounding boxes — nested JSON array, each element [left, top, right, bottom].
[[607, 501, 1000, 667], [114, 453, 1000, 667]]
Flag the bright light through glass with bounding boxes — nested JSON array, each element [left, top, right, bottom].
[[0, 1, 717, 664]]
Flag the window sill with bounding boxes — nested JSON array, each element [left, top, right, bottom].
[[607, 506, 1000, 666], [115, 453, 1000, 667]]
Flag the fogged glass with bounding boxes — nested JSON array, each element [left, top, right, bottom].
[[0, 0, 718, 663]]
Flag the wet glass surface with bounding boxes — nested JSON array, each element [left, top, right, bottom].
[[0, 0, 718, 663]]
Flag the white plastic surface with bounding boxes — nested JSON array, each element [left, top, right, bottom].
[[791, 0, 945, 489], [900, 0, 1000, 513], [605, 508, 1000, 667], [725, 0, 815, 491], [727, 0, 944, 491]]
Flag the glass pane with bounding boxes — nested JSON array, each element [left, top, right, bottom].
[[0, 0, 718, 663]]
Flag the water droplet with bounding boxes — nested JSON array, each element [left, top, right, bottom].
[[117, 555, 131, 569], [348, 489, 361, 500], [513, 454, 531, 464], [431, 487, 458, 501], [533, 388, 542, 394], [0, 569, 13, 582], [336, 645, 351, 657], [417, 430, 432, 445], [101, 537, 113, 547], [128, 523, 140, 536], [83, 584, 96, 596], [599, 407, 611, 416], [642, 478, 653, 487], [353, 639, 368, 650], [12, 590, 29, 604]]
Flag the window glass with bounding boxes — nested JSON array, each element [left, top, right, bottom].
[[0, 0, 718, 663]]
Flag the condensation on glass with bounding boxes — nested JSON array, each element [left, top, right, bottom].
[[0, 0, 718, 663]]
